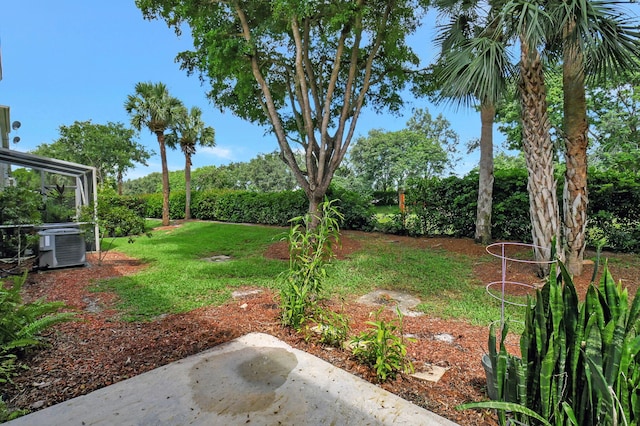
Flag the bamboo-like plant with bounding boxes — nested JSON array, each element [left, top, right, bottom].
[[280, 199, 343, 329], [461, 260, 640, 425]]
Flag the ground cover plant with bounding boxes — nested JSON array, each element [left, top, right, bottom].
[[0, 272, 75, 420], [1, 220, 639, 425], [350, 307, 415, 382]]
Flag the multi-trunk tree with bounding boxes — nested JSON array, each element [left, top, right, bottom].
[[136, 0, 429, 226]]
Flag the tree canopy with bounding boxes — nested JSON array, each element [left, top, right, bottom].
[[349, 108, 458, 191], [136, 0, 429, 222], [33, 120, 152, 192], [123, 150, 300, 195]]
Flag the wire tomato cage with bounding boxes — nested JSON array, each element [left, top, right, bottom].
[[485, 242, 556, 328]]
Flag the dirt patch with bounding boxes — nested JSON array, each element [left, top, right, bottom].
[[264, 234, 362, 261], [2, 231, 638, 426]]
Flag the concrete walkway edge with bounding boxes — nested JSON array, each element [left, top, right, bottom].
[[8, 333, 458, 425]]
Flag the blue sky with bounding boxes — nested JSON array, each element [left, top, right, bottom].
[[1, 1, 484, 180]]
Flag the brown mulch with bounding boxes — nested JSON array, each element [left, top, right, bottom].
[[2, 228, 639, 425]]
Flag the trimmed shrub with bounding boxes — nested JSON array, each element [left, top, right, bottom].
[[404, 175, 477, 237], [159, 188, 369, 230], [140, 193, 163, 219], [327, 186, 375, 231], [587, 169, 640, 252], [491, 168, 531, 242], [169, 191, 186, 220], [82, 187, 146, 238]]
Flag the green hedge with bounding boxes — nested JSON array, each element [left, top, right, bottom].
[[400, 167, 640, 252], [139, 188, 374, 230], [114, 168, 640, 252], [84, 189, 147, 238], [588, 170, 640, 252]]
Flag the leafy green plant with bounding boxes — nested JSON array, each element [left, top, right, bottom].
[[0, 186, 43, 259], [0, 353, 21, 385], [0, 397, 28, 423], [349, 307, 415, 382], [460, 260, 640, 426], [307, 306, 350, 348], [80, 187, 151, 264], [42, 183, 76, 223], [280, 276, 313, 330], [0, 272, 75, 384], [280, 199, 343, 329]]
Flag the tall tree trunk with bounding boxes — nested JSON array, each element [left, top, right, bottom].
[[562, 19, 588, 276], [475, 101, 495, 245], [156, 132, 171, 226], [519, 37, 561, 276], [184, 152, 192, 220], [117, 170, 123, 196]]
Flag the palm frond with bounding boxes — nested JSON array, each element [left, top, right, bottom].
[[16, 312, 76, 341]]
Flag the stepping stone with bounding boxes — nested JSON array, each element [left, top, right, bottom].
[[357, 290, 424, 317], [411, 363, 449, 383]]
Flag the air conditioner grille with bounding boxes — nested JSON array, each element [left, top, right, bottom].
[[55, 234, 86, 265]]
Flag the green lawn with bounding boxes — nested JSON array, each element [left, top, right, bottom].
[[98, 222, 288, 320], [97, 221, 523, 327]]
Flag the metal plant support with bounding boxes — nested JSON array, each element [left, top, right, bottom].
[[485, 242, 556, 327]]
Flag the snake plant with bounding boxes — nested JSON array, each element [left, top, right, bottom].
[[460, 260, 640, 426]]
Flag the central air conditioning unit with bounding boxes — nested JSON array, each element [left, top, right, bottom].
[[38, 228, 86, 269]]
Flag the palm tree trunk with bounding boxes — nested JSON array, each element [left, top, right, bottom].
[[519, 37, 560, 276], [185, 153, 192, 220], [475, 101, 495, 245], [117, 170, 124, 196], [562, 19, 588, 276], [157, 132, 171, 226]]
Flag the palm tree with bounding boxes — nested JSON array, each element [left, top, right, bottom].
[[518, 33, 562, 274], [166, 106, 215, 220], [436, 1, 640, 274], [125, 82, 184, 226], [434, 0, 561, 273], [433, 0, 512, 245], [551, 0, 640, 275]]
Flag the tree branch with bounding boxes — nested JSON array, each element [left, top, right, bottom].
[[234, 3, 308, 192]]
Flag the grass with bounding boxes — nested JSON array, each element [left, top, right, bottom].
[[96, 222, 288, 320], [325, 234, 525, 329], [373, 205, 401, 215], [97, 220, 524, 327]]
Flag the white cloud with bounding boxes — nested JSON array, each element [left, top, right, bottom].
[[201, 146, 234, 160]]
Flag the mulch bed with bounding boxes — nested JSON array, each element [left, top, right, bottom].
[[1, 229, 639, 425]]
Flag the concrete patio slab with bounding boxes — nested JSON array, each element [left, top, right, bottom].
[[7, 333, 457, 426]]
